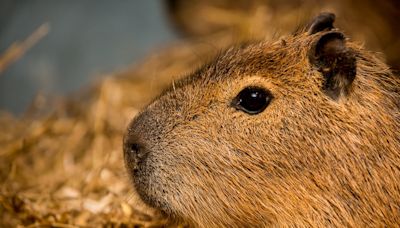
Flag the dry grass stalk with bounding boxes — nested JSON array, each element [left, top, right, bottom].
[[0, 23, 49, 75]]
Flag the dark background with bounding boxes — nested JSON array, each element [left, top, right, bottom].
[[0, 0, 177, 113]]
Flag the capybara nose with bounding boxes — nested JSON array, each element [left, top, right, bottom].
[[126, 140, 144, 158], [124, 136, 148, 171], [128, 142, 141, 157]]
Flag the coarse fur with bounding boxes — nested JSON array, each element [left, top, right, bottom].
[[124, 14, 400, 227]]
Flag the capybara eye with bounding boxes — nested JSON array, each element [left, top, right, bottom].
[[232, 87, 272, 115]]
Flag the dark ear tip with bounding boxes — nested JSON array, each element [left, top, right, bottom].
[[308, 12, 336, 34]]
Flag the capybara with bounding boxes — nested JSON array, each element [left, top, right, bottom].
[[124, 13, 400, 227]]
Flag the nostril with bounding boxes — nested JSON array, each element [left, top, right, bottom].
[[127, 142, 148, 160], [129, 143, 141, 155]]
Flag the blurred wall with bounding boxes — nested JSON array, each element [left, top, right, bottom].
[[0, 0, 177, 114]]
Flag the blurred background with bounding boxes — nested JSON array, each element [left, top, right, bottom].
[[1, 0, 399, 114], [0, 0, 177, 113]]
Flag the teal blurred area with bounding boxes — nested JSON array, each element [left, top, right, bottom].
[[0, 0, 177, 114]]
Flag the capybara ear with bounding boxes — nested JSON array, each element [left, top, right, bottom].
[[309, 32, 357, 100], [307, 12, 336, 34]]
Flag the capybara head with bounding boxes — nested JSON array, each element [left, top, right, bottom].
[[123, 13, 400, 227]]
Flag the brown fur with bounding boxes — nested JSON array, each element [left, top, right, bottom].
[[124, 16, 400, 227]]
